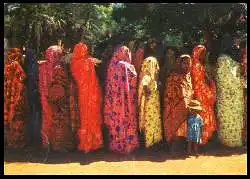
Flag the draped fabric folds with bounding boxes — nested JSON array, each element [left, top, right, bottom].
[[47, 65, 75, 151], [25, 49, 41, 145], [38, 45, 63, 147], [104, 46, 139, 154], [216, 54, 244, 147], [160, 51, 177, 110], [70, 42, 103, 153], [4, 48, 28, 148], [138, 57, 163, 148], [60, 53, 80, 139], [164, 56, 193, 144], [191, 45, 217, 145]]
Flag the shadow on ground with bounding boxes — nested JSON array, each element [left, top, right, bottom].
[[4, 138, 247, 165]]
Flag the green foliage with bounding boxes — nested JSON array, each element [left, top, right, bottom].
[[4, 3, 116, 57], [4, 3, 247, 58], [112, 3, 247, 45]]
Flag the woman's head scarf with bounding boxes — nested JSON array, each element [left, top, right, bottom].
[[7, 48, 23, 64], [71, 41, 89, 61], [179, 54, 192, 74], [140, 56, 159, 91], [113, 45, 132, 63], [192, 45, 206, 64], [140, 56, 159, 81]]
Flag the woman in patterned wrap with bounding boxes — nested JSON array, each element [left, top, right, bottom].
[[47, 58, 75, 151], [60, 48, 80, 146], [4, 48, 29, 148], [104, 46, 139, 154], [38, 45, 63, 148], [138, 56, 163, 148], [216, 43, 244, 147], [164, 54, 193, 152], [191, 45, 217, 145], [70, 41, 103, 153]]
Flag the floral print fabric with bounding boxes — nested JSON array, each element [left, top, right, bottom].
[[164, 57, 193, 144], [138, 57, 163, 148], [38, 45, 63, 146], [4, 48, 28, 148], [160, 52, 177, 110], [191, 45, 217, 145], [216, 54, 244, 147], [71, 42, 103, 153], [47, 65, 75, 151], [104, 46, 139, 154], [60, 53, 80, 138], [38, 60, 49, 146]]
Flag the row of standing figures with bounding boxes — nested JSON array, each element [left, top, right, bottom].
[[4, 41, 247, 162]]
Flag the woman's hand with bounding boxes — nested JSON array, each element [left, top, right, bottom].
[[91, 58, 102, 65]]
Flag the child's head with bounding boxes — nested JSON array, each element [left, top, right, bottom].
[[189, 108, 201, 115], [188, 99, 203, 115]]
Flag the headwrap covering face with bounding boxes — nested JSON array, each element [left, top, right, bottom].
[[104, 45, 139, 154], [139, 56, 159, 91], [192, 45, 206, 64], [138, 56, 163, 148], [113, 45, 132, 63], [71, 41, 103, 153], [7, 48, 23, 65], [111, 46, 137, 76], [72, 41, 89, 60]]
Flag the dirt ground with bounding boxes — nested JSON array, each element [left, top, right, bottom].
[[4, 144, 247, 175]]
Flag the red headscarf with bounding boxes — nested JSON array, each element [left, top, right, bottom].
[[7, 48, 23, 64], [71, 41, 103, 153]]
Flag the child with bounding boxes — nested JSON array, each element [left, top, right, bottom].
[[187, 99, 203, 156]]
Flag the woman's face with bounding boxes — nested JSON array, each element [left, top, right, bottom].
[[180, 57, 191, 73], [150, 42, 157, 50], [235, 38, 241, 47], [128, 41, 135, 50], [167, 48, 175, 56]]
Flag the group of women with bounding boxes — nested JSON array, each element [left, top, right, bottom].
[[4, 35, 247, 155]]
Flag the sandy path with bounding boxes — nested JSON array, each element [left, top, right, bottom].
[[4, 147, 247, 175]]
